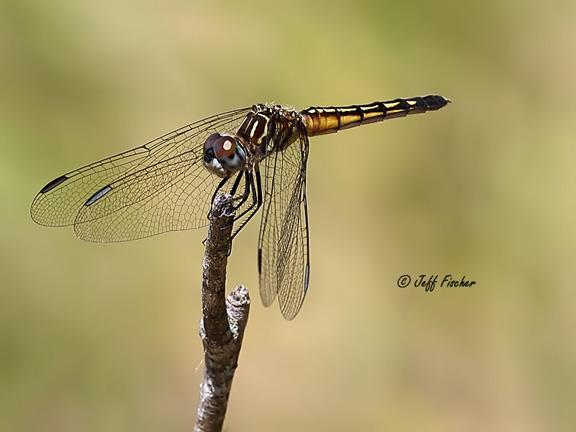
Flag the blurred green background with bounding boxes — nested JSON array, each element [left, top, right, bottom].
[[2, 0, 575, 430]]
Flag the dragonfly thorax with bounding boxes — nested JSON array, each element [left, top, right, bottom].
[[203, 132, 247, 178], [238, 105, 303, 156]]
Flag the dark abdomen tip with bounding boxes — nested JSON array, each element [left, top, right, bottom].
[[423, 95, 451, 110]]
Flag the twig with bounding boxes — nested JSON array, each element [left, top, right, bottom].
[[194, 194, 250, 432]]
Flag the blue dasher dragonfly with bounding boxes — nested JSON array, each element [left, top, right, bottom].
[[31, 95, 450, 319]]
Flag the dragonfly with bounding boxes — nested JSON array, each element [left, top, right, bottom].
[[31, 94, 450, 319]]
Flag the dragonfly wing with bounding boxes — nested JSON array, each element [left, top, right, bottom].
[[258, 131, 310, 320], [73, 151, 217, 242], [31, 108, 251, 241]]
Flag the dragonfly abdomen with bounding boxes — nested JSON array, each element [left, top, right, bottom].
[[301, 95, 450, 136]]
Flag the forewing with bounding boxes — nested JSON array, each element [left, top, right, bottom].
[[31, 108, 251, 241], [258, 133, 310, 320]]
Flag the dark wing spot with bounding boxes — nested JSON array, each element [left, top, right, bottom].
[[257, 247, 263, 273], [39, 175, 68, 193], [84, 185, 112, 206]]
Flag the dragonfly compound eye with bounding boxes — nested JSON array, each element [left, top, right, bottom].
[[214, 136, 236, 159], [203, 133, 246, 177]]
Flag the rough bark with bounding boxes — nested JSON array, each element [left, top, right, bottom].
[[194, 194, 250, 432]]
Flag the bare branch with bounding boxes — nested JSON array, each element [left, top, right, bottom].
[[194, 194, 250, 432]]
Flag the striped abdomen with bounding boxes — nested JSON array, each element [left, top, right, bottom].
[[301, 95, 450, 136]]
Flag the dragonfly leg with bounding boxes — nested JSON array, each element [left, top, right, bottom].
[[208, 175, 231, 222], [232, 171, 251, 211], [229, 171, 244, 197], [225, 173, 257, 256], [233, 172, 256, 224], [231, 166, 263, 241]]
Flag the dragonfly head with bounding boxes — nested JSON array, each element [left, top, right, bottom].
[[203, 132, 247, 178]]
